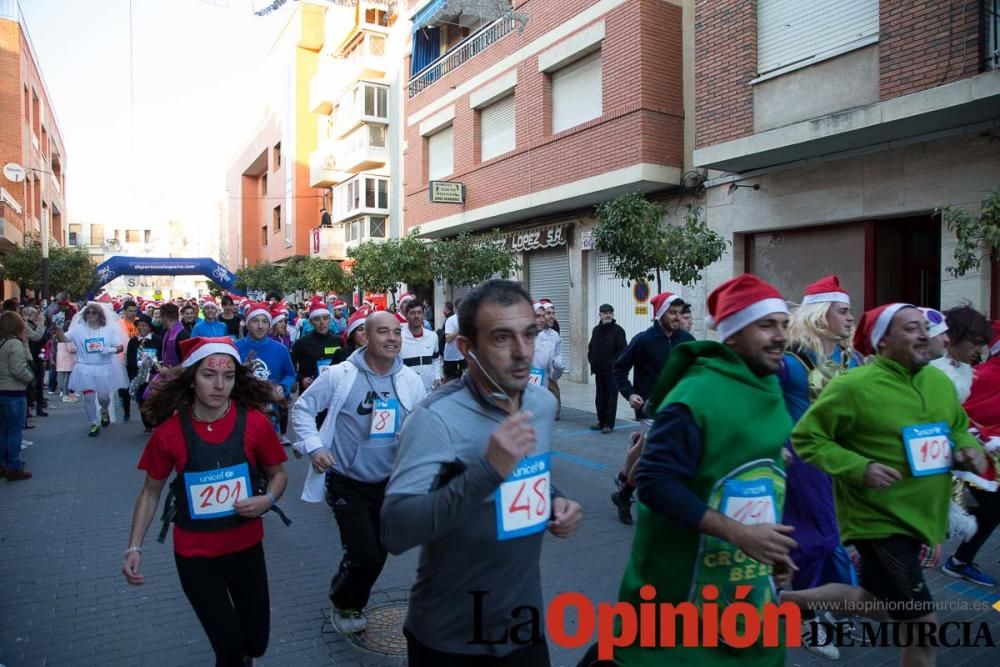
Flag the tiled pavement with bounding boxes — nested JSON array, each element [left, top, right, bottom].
[[1, 384, 998, 666]]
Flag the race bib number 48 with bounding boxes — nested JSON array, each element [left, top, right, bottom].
[[495, 453, 551, 540], [721, 478, 777, 526], [902, 422, 952, 476], [184, 462, 252, 519]]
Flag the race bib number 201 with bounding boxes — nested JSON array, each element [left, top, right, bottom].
[[902, 422, 952, 476], [184, 462, 252, 519], [495, 453, 551, 540]]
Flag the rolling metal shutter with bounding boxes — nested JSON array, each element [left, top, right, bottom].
[[480, 94, 516, 161], [551, 51, 602, 134], [527, 247, 570, 364], [758, 0, 878, 76], [428, 125, 454, 181]]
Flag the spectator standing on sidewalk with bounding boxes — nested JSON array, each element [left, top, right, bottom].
[[0, 311, 35, 481], [442, 299, 465, 382], [587, 303, 626, 433], [22, 306, 49, 419]]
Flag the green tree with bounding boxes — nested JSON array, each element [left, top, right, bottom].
[[3, 233, 98, 297], [279, 256, 310, 294], [304, 257, 354, 295], [937, 188, 1000, 277], [235, 262, 284, 295], [348, 231, 433, 304], [431, 228, 519, 288], [593, 193, 727, 289]]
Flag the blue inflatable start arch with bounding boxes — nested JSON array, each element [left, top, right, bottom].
[[93, 256, 243, 295]]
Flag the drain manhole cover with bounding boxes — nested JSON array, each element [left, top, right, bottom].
[[346, 602, 408, 656]]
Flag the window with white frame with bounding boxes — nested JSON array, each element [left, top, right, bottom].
[[757, 0, 879, 77], [551, 51, 602, 134], [369, 216, 386, 238], [427, 125, 454, 181], [480, 94, 515, 161], [336, 175, 389, 220]]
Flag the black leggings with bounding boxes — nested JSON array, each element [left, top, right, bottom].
[[955, 485, 1000, 563], [325, 472, 388, 610], [174, 542, 270, 667]]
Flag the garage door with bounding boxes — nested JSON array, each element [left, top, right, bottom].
[[527, 247, 570, 364]]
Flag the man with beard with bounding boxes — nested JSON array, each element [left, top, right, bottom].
[[381, 280, 582, 666], [792, 303, 987, 667], [608, 274, 796, 667], [610, 291, 694, 523], [236, 302, 296, 442], [292, 311, 425, 634]]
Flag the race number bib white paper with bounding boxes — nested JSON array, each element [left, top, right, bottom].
[[183, 462, 252, 519], [527, 367, 546, 387], [902, 422, 952, 476], [721, 478, 777, 526], [84, 337, 105, 354], [495, 453, 551, 540], [369, 398, 399, 439]]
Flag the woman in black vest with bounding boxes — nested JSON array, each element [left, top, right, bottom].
[[121, 336, 288, 667]]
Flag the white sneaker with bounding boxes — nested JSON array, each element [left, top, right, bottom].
[[21, 440, 33, 449], [330, 606, 367, 634], [802, 620, 840, 660]]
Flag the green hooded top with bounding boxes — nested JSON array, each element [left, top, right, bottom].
[[616, 341, 792, 667], [792, 355, 981, 546]]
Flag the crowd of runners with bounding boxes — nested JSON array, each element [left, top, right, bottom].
[[5, 274, 995, 666]]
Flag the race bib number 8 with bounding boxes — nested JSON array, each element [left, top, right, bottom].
[[370, 398, 399, 439], [527, 367, 546, 387], [721, 478, 777, 526], [184, 462, 252, 519], [902, 422, 952, 476], [495, 453, 551, 540]]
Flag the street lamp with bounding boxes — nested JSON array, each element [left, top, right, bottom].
[[3, 162, 55, 300]]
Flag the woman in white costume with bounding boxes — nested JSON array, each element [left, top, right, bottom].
[[52, 301, 129, 436]]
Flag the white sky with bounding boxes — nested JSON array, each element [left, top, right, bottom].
[[19, 0, 291, 256]]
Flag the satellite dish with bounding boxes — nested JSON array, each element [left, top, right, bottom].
[[3, 163, 26, 183]]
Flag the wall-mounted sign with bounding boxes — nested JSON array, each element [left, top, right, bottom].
[[312, 228, 320, 254], [429, 181, 466, 204], [504, 223, 569, 253], [633, 280, 650, 304], [581, 230, 596, 251], [635, 305, 648, 315]]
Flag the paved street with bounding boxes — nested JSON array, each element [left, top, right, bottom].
[[1, 385, 999, 666]]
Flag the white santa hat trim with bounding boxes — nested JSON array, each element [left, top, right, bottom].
[[532, 301, 545, 313], [654, 295, 684, 321], [714, 298, 789, 341], [182, 342, 241, 368], [870, 303, 914, 352], [245, 305, 271, 325], [308, 302, 331, 319], [801, 291, 851, 306]]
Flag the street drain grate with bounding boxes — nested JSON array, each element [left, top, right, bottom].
[[345, 602, 408, 657]]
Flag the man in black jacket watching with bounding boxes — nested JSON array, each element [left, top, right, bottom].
[[587, 304, 626, 434], [609, 291, 694, 523]]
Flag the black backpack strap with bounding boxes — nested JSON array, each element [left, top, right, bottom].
[[157, 480, 180, 543]]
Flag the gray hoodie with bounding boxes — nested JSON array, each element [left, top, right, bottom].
[[331, 349, 408, 482]]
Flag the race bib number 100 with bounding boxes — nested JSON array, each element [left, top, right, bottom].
[[721, 478, 777, 526], [495, 453, 551, 540], [184, 462, 252, 519], [902, 422, 952, 476]]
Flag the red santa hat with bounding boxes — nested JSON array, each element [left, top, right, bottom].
[[540, 299, 555, 312], [307, 297, 331, 320], [650, 292, 685, 321], [331, 299, 346, 311], [244, 301, 272, 325], [852, 303, 917, 357], [270, 305, 288, 324], [342, 308, 369, 346], [398, 292, 416, 308], [201, 297, 219, 310], [532, 301, 545, 313], [325, 293, 337, 303], [180, 336, 241, 369], [802, 275, 850, 306], [706, 274, 788, 340], [394, 312, 407, 323], [918, 307, 948, 339], [96, 293, 112, 304]]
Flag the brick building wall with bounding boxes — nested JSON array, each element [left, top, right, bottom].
[[404, 0, 684, 232], [879, 0, 981, 100], [693, 0, 755, 149]]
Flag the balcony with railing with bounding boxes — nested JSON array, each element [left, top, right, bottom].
[[339, 29, 389, 87], [310, 226, 348, 261], [333, 173, 390, 223], [336, 123, 388, 172], [332, 81, 389, 139], [408, 16, 520, 97], [309, 143, 350, 188]]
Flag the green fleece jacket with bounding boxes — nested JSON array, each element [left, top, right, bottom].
[[792, 355, 981, 546]]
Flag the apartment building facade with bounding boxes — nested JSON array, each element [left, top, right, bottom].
[[403, 0, 687, 379], [308, 1, 408, 264], [225, 1, 329, 269], [694, 0, 1000, 315], [0, 0, 67, 299]]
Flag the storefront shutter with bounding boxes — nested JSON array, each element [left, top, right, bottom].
[[528, 247, 571, 364]]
